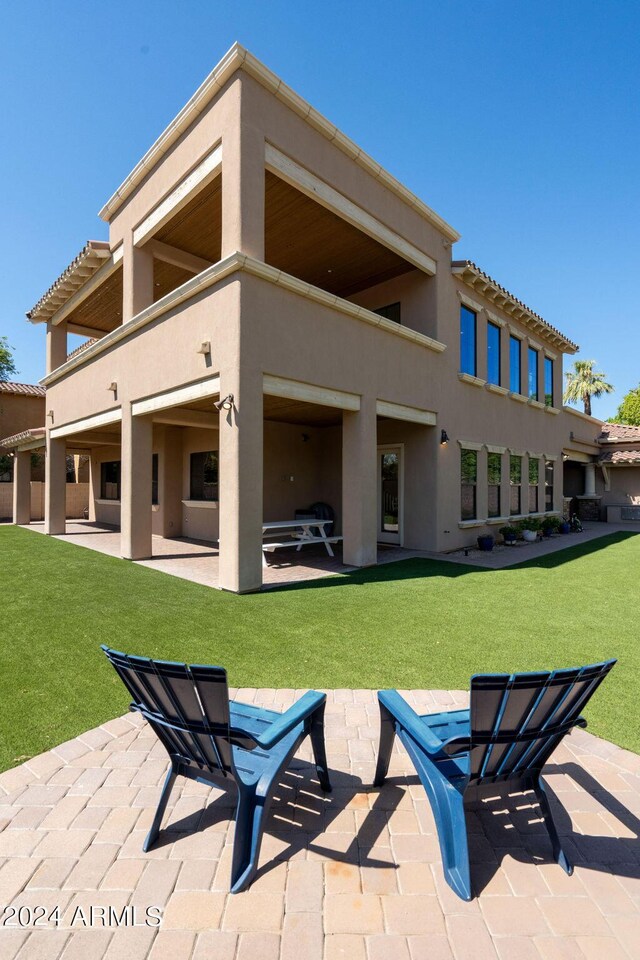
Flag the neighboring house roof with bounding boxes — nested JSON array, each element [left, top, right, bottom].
[[597, 422, 640, 442], [98, 43, 461, 243], [451, 260, 579, 354], [0, 427, 46, 450], [27, 240, 111, 325], [66, 338, 98, 361], [599, 449, 640, 465], [0, 381, 46, 397]]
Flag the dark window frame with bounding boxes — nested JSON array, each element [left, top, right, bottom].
[[461, 448, 478, 521], [510, 454, 522, 516], [528, 346, 539, 401], [487, 451, 502, 518], [509, 335, 521, 394], [487, 321, 501, 386], [544, 356, 554, 407], [460, 305, 477, 377], [190, 450, 219, 502], [152, 453, 159, 506], [100, 460, 121, 501], [545, 460, 554, 512], [528, 457, 539, 513]]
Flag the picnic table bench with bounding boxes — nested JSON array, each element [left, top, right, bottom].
[[262, 518, 341, 566]]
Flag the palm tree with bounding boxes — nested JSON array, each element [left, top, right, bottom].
[[563, 359, 614, 416]]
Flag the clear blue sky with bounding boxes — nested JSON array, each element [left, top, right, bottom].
[[1, 0, 638, 419]]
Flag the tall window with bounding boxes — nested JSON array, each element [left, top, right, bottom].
[[510, 455, 522, 515], [152, 454, 159, 506], [190, 451, 219, 501], [461, 449, 477, 520], [529, 457, 539, 512], [509, 336, 521, 393], [374, 302, 401, 324], [544, 357, 554, 407], [460, 305, 477, 376], [528, 347, 539, 400], [487, 322, 501, 385], [101, 461, 121, 501], [487, 453, 502, 518], [545, 460, 554, 511]]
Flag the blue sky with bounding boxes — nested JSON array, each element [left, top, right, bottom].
[[1, 0, 638, 419]]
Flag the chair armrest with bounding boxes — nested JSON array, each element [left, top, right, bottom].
[[252, 690, 326, 750], [378, 690, 445, 755]]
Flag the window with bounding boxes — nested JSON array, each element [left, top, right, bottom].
[[544, 357, 554, 407], [545, 460, 554, 511], [510, 455, 522, 515], [374, 302, 401, 324], [0, 455, 12, 482], [487, 453, 502, 518], [190, 451, 219, 501], [487, 322, 501, 386], [529, 457, 539, 512], [528, 347, 539, 400], [100, 461, 121, 501], [152, 454, 159, 506], [460, 305, 477, 376], [509, 336, 521, 393], [461, 449, 477, 520]]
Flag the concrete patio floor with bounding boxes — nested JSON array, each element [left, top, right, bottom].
[[1, 689, 639, 960], [18, 520, 640, 590]]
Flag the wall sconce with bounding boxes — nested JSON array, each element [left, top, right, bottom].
[[440, 429, 449, 445], [47, 410, 54, 422], [197, 341, 211, 355], [108, 382, 117, 394], [214, 394, 234, 412]]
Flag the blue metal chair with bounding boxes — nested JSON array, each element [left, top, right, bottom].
[[374, 660, 616, 900], [102, 646, 331, 893]]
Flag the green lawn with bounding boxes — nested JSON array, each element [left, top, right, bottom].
[[1, 524, 638, 770]]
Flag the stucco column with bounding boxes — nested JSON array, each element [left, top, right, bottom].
[[46, 321, 67, 374], [342, 396, 377, 567], [218, 372, 264, 593], [121, 407, 153, 560], [45, 436, 66, 534], [12, 451, 31, 525], [221, 89, 265, 260], [583, 462, 597, 497], [123, 234, 154, 323]]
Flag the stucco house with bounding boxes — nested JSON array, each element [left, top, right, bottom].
[[4, 44, 634, 591]]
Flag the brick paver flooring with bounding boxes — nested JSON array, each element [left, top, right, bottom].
[[1, 690, 639, 959]]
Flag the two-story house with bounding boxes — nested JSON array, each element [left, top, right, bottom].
[[10, 44, 606, 592]]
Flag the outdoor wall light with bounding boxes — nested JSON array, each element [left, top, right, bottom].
[[108, 382, 117, 393], [197, 341, 211, 355], [440, 429, 449, 445], [215, 394, 234, 412], [47, 410, 54, 422]]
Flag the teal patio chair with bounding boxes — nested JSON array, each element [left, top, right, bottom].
[[102, 646, 331, 893], [373, 660, 616, 900]]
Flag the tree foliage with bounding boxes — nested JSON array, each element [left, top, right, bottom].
[[0, 336, 17, 381], [609, 384, 640, 426], [563, 359, 614, 416]]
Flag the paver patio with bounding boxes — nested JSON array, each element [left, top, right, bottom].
[[1, 689, 639, 959]]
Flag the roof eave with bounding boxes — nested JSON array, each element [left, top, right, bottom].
[[97, 42, 460, 243]]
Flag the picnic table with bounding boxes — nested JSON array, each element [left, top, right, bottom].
[[262, 518, 341, 566]]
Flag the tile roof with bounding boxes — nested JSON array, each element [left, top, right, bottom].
[[599, 449, 640, 465], [0, 427, 46, 450], [451, 260, 579, 353], [0, 381, 46, 397], [66, 338, 98, 361], [597, 422, 640, 442], [27, 240, 111, 324]]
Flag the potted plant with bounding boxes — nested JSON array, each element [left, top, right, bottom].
[[477, 534, 495, 551], [499, 525, 518, 545], [516, 517, 541, 542], [559, 518, 571, 534], [541, 516, 561, 537]]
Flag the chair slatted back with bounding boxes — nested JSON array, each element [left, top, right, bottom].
[[468, 660, 616, 784], [102, 646, 234, 775]]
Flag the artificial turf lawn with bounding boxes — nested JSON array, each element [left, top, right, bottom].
[[1, 524, 638, 770]]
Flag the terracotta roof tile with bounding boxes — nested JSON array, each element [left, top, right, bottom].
[[0, 381, 46, 397], [66, 338, 98, 361], [597, 422, 640, 442], [0, 427, 46, 449], [27, 240, 110, 324], [599, 449, 640, 465]]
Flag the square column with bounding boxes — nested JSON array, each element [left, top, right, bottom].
[[221, 91, 265, 260], [46, 321, 67, 374], [121, 407, 153, 560], [123, 235, 154, 323], [218, 373, 264, 593], [342, 396, 377, 567], [12, 451, 31, 525], [45, 436, 66, 534]]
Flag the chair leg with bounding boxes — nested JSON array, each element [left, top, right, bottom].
[[143, 762, 178, 852], [534, 777, 572, 875], [230, 783, 269, 894], [309, 704, 331, 792], [373, 701, 396, 787]]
